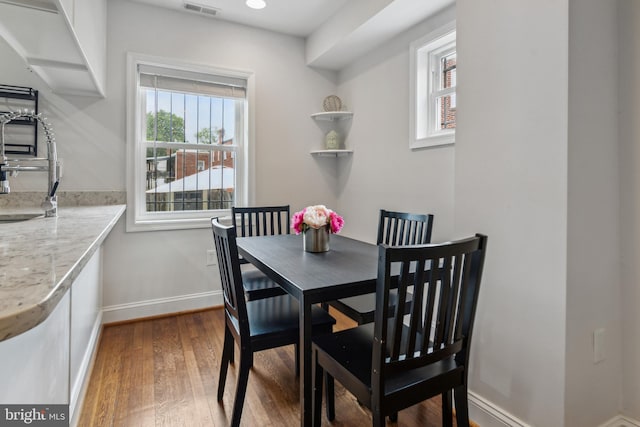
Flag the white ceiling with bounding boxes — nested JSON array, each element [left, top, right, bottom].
[[128, 0, 350, 37], [127, 0, 455, 70]]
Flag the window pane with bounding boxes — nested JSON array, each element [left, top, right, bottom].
[[439, 52, 456, 129], [145, 147, 235, 212], [211, 98, 223, 144], [145, 91, 156, 140], [171, 92, 185, 142], [146, 146, 175, 212], [223, 98, 236, 144], [197, 96, 211, 144], [437, 95, 456, 130], [184, 94, 198, 144], [145, 90, 186, 142], [441, 52, 456, 90], [208, 151, 236, 210]]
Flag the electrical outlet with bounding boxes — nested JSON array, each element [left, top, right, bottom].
[[593, 328, 605, 364], [206, 249, 217, 266]]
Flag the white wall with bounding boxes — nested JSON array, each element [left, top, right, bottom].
[[566, 1, 622, 425], [618, 0, 640, 421], [1, 0, 343, 321], [335, 6, 456, 245], [456, 1, 569, 426], [101, 0, 345, 319]]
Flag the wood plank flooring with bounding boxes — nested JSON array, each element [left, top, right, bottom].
[[79, 307, 474, 426]]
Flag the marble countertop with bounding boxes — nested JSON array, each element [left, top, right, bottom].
[[0, 205, 126, 341]]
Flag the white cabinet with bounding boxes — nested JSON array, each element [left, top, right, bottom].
[[0, 247, 103, 425], [0, 292, 70, 405], [61, 0, 107, 94], [69, 247, 103, 423], [310, 111, 354, 157], [0, 0, 106, 96]]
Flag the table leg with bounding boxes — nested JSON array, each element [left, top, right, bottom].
[[299, 295, 313, 427]]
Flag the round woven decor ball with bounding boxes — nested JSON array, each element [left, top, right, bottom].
[[323, 95, 342, 112]]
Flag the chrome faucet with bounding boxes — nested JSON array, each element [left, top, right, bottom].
[[0, 109, 60, 217]]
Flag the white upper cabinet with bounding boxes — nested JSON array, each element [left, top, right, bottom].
[[0, 0, 106, 97]]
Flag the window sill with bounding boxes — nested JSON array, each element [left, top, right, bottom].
[[125, 211, 231, 232], [410, 132, 455, 150]]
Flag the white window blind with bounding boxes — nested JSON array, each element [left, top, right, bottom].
[[139, 64, 246, 99]]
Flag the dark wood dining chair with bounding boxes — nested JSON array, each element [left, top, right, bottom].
[[211, 218, 336, 427], [232, 205, 290, 301], [312, 234, 487, 427], [326, 209, 434, 324]]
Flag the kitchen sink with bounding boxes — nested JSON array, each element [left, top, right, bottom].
[[0, 213, 43, 223]]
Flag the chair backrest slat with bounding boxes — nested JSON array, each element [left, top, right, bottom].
[[406, 258, 427, 355], [420, 262, 439, 355], [211, 218, 250, 342], [377, 209, 434, 246], [435, 255, 453, 347], [372, 234, 488, 380], [232, 205, 291, 238], [389, 262, 409, 360]]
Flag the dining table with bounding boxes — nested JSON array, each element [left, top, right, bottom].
[[236, 233, 381, 427]]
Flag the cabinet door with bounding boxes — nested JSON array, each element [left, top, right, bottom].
[[0, 292, 70, 404], [70, 247, 102, 417]]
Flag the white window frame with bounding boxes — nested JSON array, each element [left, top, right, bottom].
[[410, 22, 456, 149], [126, 53, 253, 232]]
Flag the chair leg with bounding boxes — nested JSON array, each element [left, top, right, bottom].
[[313, 352, 324, 427], [325, 373, 335, 421], [442, 390, 453, 427], [453, 384, 470, 427], [217, 327, 234, 401], [372, 410, 385, 427], [230, 351, 252, 427], [295, 343, 299, 376]]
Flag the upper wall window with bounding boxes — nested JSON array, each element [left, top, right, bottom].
[[126, 54, 252, 231], [410, 23, 456, 149]]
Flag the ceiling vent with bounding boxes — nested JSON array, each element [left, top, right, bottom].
[[183, 2, 219, 17]]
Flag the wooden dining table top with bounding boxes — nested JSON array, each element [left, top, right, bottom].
[[236, 233, 380, 303]]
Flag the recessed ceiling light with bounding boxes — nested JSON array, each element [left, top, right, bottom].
[[246, 0, 266, 10]]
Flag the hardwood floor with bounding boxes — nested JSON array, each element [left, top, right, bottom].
[[79, 307, 473, 426]]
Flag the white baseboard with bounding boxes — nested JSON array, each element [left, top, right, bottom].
[[599, 415, 640, 427], [468, 391, 640, 427], [468, 391, 531, 427], [102, 290, 223, 324]]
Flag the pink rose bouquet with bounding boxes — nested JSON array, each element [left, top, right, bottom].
[[291, 205, 344, 234]]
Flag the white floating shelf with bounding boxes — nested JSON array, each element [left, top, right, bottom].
[[310, 111, 354, 121], [310, 149, 353, 157]]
